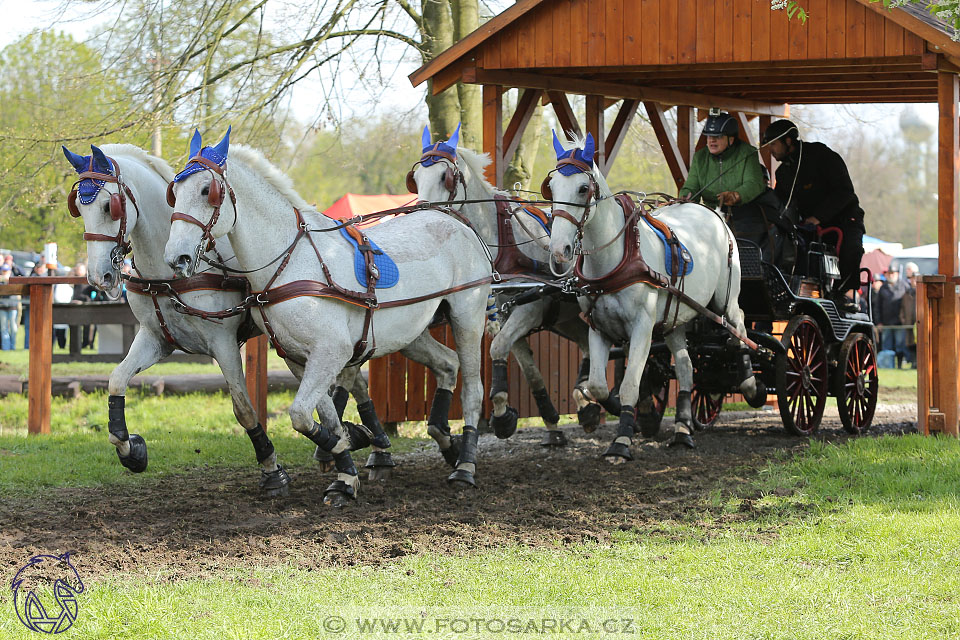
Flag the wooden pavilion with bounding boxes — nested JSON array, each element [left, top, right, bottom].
[[407, 0, 960, 436]]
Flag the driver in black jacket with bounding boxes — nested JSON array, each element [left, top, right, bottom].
[[762, 119, 865, 313]]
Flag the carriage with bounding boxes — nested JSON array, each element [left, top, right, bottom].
[[635, 230, 878, 438]]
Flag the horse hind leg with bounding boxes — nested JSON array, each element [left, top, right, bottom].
[[400, 331, 461, 468], [445, 293, 487, 488], [106, 330, 172, 473], [488, 302, 545, 441], [665, 328, 695, 449]]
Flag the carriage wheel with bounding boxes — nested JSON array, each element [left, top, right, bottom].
[[637, 366, 669, 437], [832, 332, 878, 435], [776, 315, 829, 436], [692, 386, 724, 430]]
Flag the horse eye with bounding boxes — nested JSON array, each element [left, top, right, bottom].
[[201, 185, 209, 196], [102, 202, 111, 214], [578, 184, 589, 194]]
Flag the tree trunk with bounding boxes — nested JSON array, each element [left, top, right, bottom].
[[453, 0, 481, 150], [422, 0, 460, 141]]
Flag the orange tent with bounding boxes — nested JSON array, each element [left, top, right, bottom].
[[323, 193, 415, 220]]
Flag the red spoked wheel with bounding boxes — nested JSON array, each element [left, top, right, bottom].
[[776, 315, 829, 436], [691, 386, 724, 431], [832, 332, 878, 435], [637, 365, 669, 438]]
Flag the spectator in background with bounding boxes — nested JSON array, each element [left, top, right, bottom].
[[900, 262, 919, 369], [71, 262, 97, 349], [0, 264, 21, 349], [873, 266, 909, 367], [3, 253, 23, 276], [52, 267, 73, 349]]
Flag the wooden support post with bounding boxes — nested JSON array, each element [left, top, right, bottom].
[[677, 106, 695, 168], [644, 101, 688, 190], [503, 88, 542, 164], [604, 99, 639, 175], [935, 71, 959, 436], [483, 84, 504, 187], [548, 91, 582, 139], [916, 277, 933, 434], [244, 335, 269, 428], [585, 95, 606, 173], [28, 284, 52, 435], [731, 111, 757, 146]]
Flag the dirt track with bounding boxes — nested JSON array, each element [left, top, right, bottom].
[[0, 404, 917, 581]]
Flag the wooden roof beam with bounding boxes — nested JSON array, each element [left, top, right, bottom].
[[604, 99, 639, 175], [466, 68, 787, 117], [855, 0, 960, 59], [644, 102, 687, 190], [547, 91, 582, 139], [503, 89, 543, 163]]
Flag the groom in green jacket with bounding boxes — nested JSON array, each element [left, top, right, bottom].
[[679, 111, 780, 262]]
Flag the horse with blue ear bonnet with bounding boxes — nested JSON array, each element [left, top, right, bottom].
[[406, 124, 462, 199]]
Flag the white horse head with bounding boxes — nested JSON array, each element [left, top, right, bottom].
[[62, 143, 173, 292], [407, 123, 465, 203], [543, 131, 604, 266], [164, 128, 239, 277]]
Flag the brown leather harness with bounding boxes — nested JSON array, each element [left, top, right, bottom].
[[67, 155, 138, 268], [491, 195, 551, 276]]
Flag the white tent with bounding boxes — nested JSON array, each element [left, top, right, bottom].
[[862, 234, 902, 254]]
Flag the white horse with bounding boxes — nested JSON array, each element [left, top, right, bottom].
[[409, 125, 612, 447], [545, 132, 764, 459], [61, 143, 292, 495], [163, 129, 492, 505]]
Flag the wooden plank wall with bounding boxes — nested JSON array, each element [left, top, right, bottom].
[[482, 0, 923, 69]]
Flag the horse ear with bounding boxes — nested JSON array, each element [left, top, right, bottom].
[[582, 133, 595, 165], [212, 126, 231, 159], [421, 125, 431, 150], [90, 145, 112, 174], [448, 123, 461, 150], [189, 129, 202, 158], [552, 130, 565, 159], [62, 146, 87, 173]]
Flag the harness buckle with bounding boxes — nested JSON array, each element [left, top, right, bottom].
[[366, 298, 380, 309], [492, 270, 502, 283], [255, 292, 270, 306]]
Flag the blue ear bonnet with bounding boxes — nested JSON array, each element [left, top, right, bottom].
[[419, 123, 460, 167], [552, 131, 596, 176], [173, 128, 230, 183], [63, 147, 114, 205]]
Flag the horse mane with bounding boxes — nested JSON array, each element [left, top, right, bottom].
[[99, 144, 175, 183], [556, 133, 613, 197], [458, 146, 509, 197], [228, 144, 317, 213]]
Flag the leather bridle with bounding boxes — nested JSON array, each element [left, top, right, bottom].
[[68, 156, 140, 270], [166, 155, 237, 269], [405, 148, 465, 203], [540, 155, 598, 253]]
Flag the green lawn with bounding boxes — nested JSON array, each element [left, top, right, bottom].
[[2, 433, 957, 639]]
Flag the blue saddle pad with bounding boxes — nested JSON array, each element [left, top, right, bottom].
[[642, 218, 694, 277], [338, 227, 399, 288], [519, 205, 551, 236]]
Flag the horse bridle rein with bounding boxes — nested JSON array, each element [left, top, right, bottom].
[[405, 148, 465, 203], [67, 156, 140, 269], [166, 154, 237, 269]]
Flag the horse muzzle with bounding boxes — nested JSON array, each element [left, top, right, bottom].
[[171, 254, 195, 279]]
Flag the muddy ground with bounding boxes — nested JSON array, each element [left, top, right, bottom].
[[0, 404, 917, 582]]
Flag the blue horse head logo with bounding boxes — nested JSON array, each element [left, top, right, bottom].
[[12, 553, 84, 634]]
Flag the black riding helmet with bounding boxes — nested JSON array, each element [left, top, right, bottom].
[[761, 119, 800, 145], [703, 110, 738, 137]]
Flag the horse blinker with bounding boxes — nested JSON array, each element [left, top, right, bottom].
[[67, 189, 81, 218], [166, 182, 176, 207], [405, 170, 417, 194]]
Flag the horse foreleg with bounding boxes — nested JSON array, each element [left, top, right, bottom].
[[665, 327, 695, 449], [602, 317, 653, 463], [579, 328, 612, 433], [212, 338, 288, 496], [289, 351, 359, 508], [488, 302, 545, 439], [341, 365, 395, 480], [400, 332, 460, 468], [446, 298, 486, 488], [106, 330, 171, 472]]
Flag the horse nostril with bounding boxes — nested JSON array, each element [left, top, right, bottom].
[[102, 272, 113, 285], [176, 255, 191, 270], [563, 246, 573, 261]]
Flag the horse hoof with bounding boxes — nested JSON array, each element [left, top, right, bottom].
[[439, 435, 461, 468], [745, 379, 768, 409], [669, 432, 696, 449], [578, 403, 602, 432], [368, 466, 391, 482], [117, 434, 148, 473], [313, 446, 337, 472], [491, 406, 519, 439], [637, 413, 662, 438], [259, 465, 290, 498], [540, 429, 567, 447], [322, 479, 356, 507], [364, 451, 396, 470], [447, 468, 477, 488], [602, 441, 633, 462]]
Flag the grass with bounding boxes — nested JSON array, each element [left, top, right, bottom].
[[2, 433, 958, 639]]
